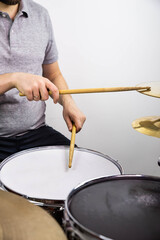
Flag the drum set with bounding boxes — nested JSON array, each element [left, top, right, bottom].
[[0, 81, 160, 240]]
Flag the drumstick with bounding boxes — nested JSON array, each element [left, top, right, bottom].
[[59, 86, 150, 94], [69, 123, 76, 168], [19, 86, 150, 96]]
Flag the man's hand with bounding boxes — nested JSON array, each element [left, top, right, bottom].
[[62, 98, 86, 133], [13, 72, 59, 103]]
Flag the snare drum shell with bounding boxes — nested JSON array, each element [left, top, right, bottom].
[[64, 175, 160, 240]]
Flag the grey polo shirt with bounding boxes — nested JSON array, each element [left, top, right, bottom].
[[0, 0, 58, 137]]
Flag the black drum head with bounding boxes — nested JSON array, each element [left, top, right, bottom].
[[67, 175, 160, 240]]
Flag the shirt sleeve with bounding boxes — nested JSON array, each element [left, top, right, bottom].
[[43, 12, 58, 65]]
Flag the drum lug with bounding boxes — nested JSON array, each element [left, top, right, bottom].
[[63, 212, 75, 238], [63, 210, 70, 229], [63, 212, 85, 240], [65, 226, 83, 240]]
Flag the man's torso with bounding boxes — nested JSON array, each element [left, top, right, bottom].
[[0, 0, 58, 137]]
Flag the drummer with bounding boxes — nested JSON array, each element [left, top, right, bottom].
[[0, 0, 86, 162]]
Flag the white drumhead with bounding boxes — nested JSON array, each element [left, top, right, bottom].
[[0, 146, 122, 200]]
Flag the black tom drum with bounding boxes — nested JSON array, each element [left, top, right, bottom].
[[64, 175, 160, 240]]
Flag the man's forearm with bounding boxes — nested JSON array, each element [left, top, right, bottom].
[[42, 61, 74, 106], [51, 72, 73, 107], [0, 73, 16, 94]]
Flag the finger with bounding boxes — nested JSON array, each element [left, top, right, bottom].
[[74, 122, 82, 133], [26, 89, 34, 101], [33, 89, 41, 101], [46, 82, 59, 104], [64, 116, 73, 132], [39, 87, 49, 101], [74, 117, 86, 133]]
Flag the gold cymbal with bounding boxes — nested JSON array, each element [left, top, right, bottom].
[[136, 81, 160, 98], [0, 190, 67, 240], [132, 116, 160, 138]]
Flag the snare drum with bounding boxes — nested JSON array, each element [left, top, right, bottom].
[[64, 175, 160, 240], [0, 146, 122, 222]]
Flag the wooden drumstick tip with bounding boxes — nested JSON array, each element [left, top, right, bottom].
[[68, 145, 74, 168], [69, 154, 72, 168], [68, 124, 76, 168]]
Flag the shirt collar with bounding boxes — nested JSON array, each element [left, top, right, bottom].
[[0, 0, 29, 19], [19, 0, 29, 18]]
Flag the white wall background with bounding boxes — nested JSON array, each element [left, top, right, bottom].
[[36, 0, 160, 176]]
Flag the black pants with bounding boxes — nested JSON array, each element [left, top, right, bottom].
[[0, 125, 70, 162]]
